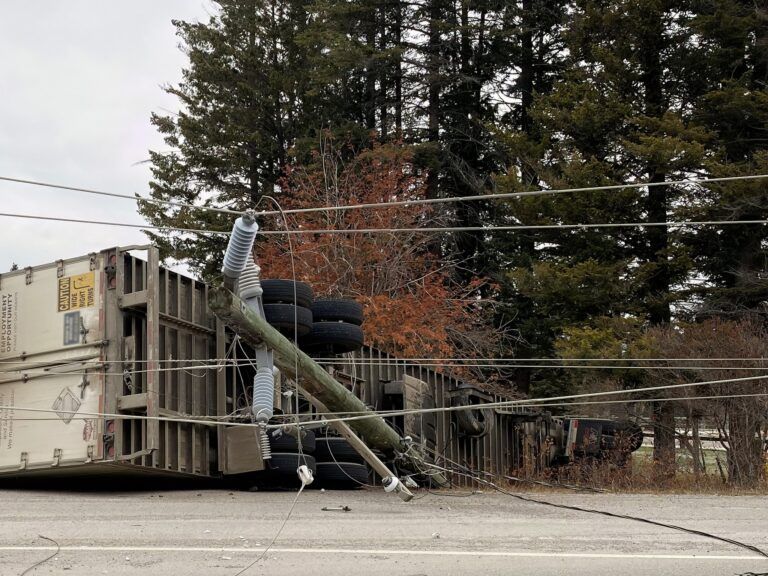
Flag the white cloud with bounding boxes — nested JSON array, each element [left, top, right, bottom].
[[0, 1, 209, 271]]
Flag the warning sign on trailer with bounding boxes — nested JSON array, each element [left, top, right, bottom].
[[58, 272, 95, 312]]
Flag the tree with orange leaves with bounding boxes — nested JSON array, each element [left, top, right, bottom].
[[257, 136, 500, 367]]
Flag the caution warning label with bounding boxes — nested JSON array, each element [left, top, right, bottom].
[[58, 272, 95, 312]]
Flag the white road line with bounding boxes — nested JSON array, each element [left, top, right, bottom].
[[0, 546, 764, 561]]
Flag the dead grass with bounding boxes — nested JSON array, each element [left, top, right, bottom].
[[528, 451, 768, 495]]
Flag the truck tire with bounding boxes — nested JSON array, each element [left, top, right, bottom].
[[314, 437, 365, 464], [311, 299, 364, 325], [263, 303, 313, 337], [314, 462, 369, 489], [267, 452, 317, 475], [621, 423, 644, 452], [261, 280, 314, 308], [269, 429, 316, 453], [243, 453, 317, 490], [299, 322, 364, 355]]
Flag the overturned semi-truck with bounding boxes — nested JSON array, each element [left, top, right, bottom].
[[0, 245, 641, 486]]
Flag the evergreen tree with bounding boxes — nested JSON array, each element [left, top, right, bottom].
[[498, 0, 708, 406], [684, 0, 768, 314], [141, 0, 309, 278]]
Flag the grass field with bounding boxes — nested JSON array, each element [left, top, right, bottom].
[[634, 446, 726, 476]]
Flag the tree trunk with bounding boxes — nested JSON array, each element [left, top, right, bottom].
[[379, 1, 388, 140], [653, 402, 676, 480], [691, 414, 705, 475], [640, 8, 675, 477], [727, 408, 763, 487], [364, 3, 377, 132], [519, 0, 534, 137], [426, 0, 441, 199], [394, 0, 403, 138]]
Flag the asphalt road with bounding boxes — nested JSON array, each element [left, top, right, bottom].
[[0, 487, 765, 575]]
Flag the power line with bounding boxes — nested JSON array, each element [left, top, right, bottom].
[[0, 212, 230, 235], [4, 391, 766, 426], [316, 362, 768, 371], [6, 173, 767, 219], [506, 392, 768, 410], [421, 459, 768, 559], [6, 363, 768, 379], [313, 356, 768, 362], [2, 356, 765, 365], [256, 219, 768, 234], [1, 210, 767, 236], [267, 373, 768, 428], [0, 176, 240, 216], [259, 173, 768, 216], [271, 392, 768, 419]]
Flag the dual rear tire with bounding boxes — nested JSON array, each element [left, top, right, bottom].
[[259, 281, 365, 355]]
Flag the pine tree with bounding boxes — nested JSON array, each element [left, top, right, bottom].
[[684, 0, 768, 314], [498, 0, 709, 416], [141, 0, 310, 278]]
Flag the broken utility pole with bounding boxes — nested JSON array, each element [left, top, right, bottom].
[[208, 286, 448, 487]]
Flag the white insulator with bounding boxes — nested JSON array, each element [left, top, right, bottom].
[[222, 211, 258, 280], [239, 258, 262, 301], [297, 464, 314, 486], [383, 476, 400, 493], [252, 367, 275, 423]]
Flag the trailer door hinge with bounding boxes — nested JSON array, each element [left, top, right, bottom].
[[19, 452, 28, 470], [56, 259, 65, 278], [85, 445, 94, 463], [52, 448, 62, 467]]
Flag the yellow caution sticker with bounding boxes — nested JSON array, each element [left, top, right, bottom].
[[58, 272, 96, 312]]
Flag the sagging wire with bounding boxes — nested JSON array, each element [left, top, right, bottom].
[[259, 373, 768, 429], [262, 391, 768, 421], [3, 391, 767, 430], [257, 173, 768, 216], [422, 444, 607, 494], [255, 194, 305, 467], [2, 355, 768, 365], [322, 426, 374, 488], [417, 459, 768, 560], [0, 175, 241, 216], [5, 173, 768, 218], [19, 534, 60, 576], [2, 211, 768, 236], [232, 480, 310, 576], [9, 363, 768, 380]]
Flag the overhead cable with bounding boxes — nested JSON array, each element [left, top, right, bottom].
[[1, 210, 767, 236], [6, 363, 768, 379], [6, 173, 765, 217], [4, 392, 767, 425], [263, 373, 768, 428], [255, 219, 768, 234], [0, 175, 240, 215], [266, 391, 768, 419], [0, 211, 230, 235], [260, 173, 768, 216], [421, 460, 768, 559]]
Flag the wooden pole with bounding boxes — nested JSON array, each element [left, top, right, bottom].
[[208, 286, 447, 487], [299, 388, 415, 501]]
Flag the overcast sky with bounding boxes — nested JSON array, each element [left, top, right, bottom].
[[0, 2, 210, 272]]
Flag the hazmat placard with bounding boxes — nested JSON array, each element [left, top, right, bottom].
[[58, 272, 95, 312]]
